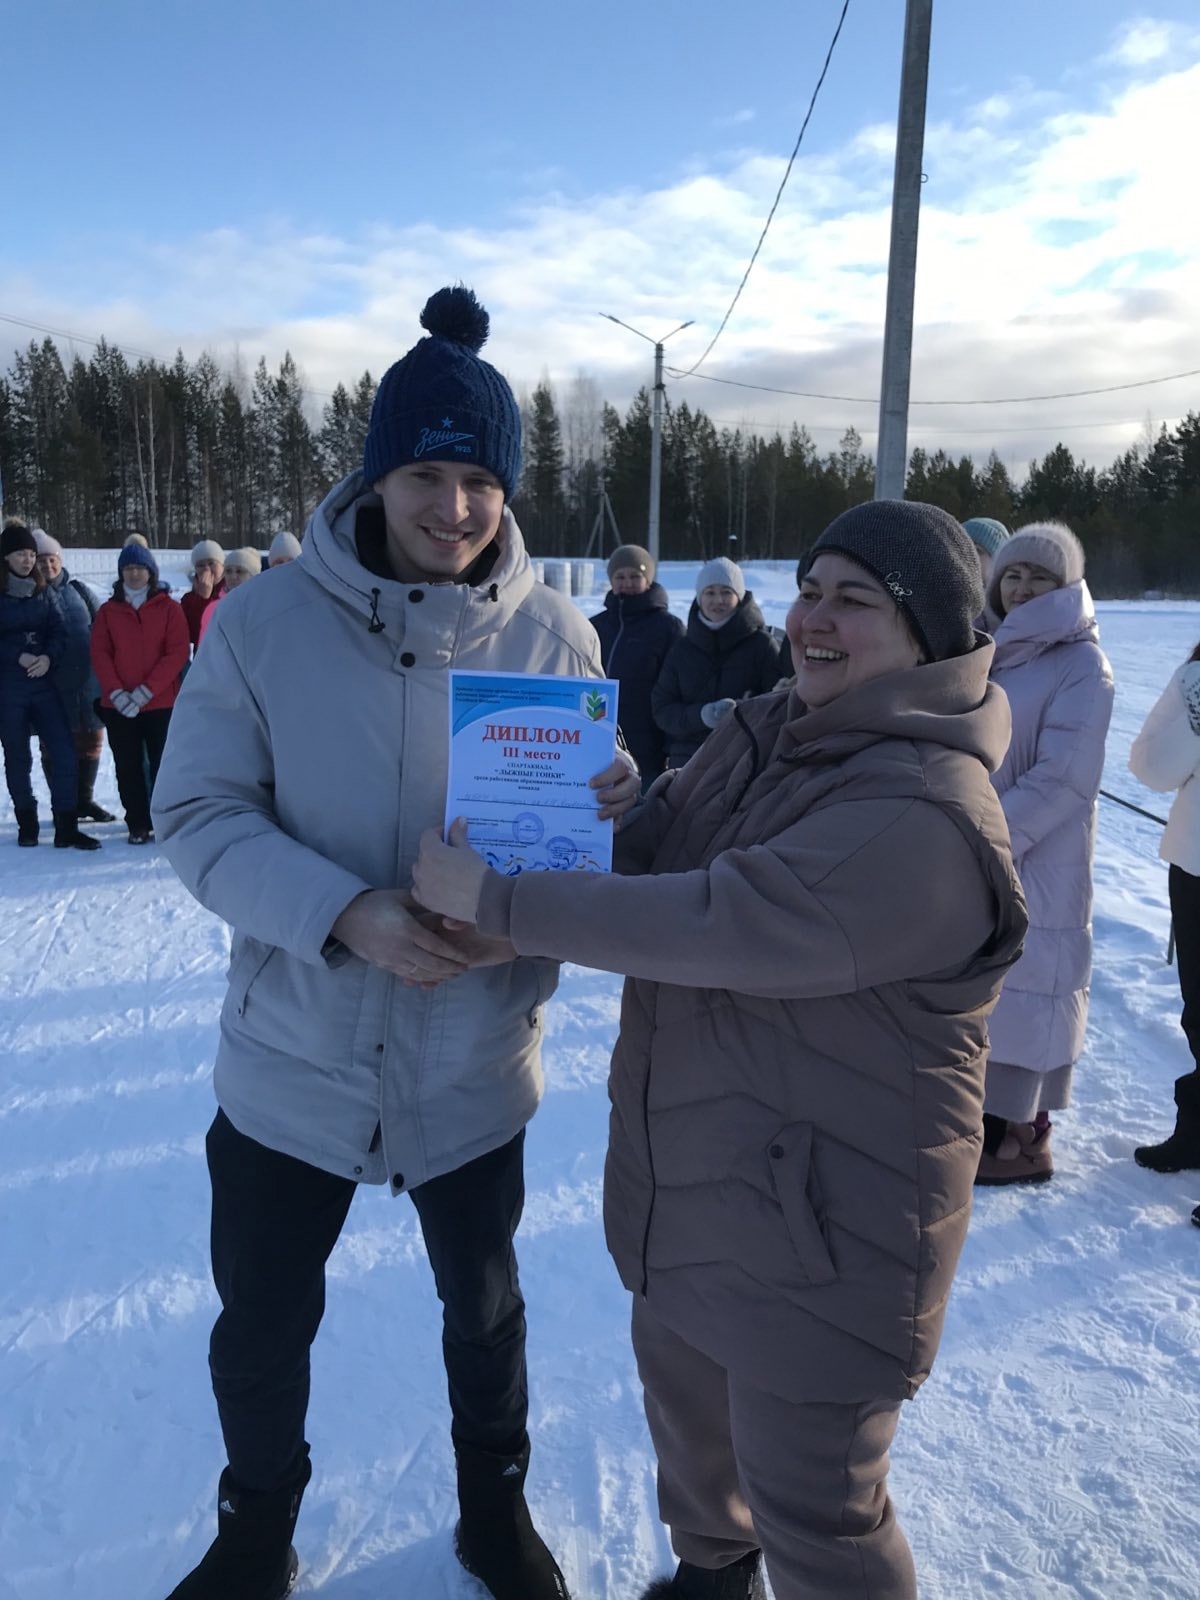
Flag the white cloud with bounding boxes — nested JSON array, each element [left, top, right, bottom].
[[714, 108, 757, 129], [2, 33, 1199, 475], [1107, 17, 1174, 66]]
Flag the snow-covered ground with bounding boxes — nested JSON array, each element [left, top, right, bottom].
[[2, 566, 1198, 1600]]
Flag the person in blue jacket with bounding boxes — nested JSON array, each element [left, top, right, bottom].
[[0, 520, 99, 849], [34, 529, 116, 823], [590, 544, 683, 788]]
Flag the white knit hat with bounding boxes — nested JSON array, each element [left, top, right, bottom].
[[695, 556, 746, 599], [986, 520, 1085, 616], [225, 546, 263, 576], [32, 528, 62, 558], [190, 539, 225, 571], [268, 531, 302, 563]]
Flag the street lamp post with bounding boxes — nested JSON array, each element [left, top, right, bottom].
[[600, 313, 693, 564]]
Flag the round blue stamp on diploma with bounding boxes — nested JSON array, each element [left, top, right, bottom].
[[513, 812, 544, 845], [546, 836, 579, 869]]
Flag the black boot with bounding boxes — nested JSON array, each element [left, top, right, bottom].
[[165, 1461, 310, 1600], [77, 757, 116, 822], [16, 808, 39, 846], [53, 811, 101, 851], [639, 1552, 766, 1599], [1135, 1122, 1200, 1172], [454, 1439, 571, 1600]]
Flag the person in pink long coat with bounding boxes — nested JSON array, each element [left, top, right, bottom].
[[976, 521, 1114, 1186]]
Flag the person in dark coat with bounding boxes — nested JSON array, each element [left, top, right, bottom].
[[0, 520, 99, 849], [33, 530, 116, 822], [652, 557, 784, 768], [590, 543, 684, 789]]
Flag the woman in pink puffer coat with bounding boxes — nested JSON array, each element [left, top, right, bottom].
[[977, 521, 1114, 1186]]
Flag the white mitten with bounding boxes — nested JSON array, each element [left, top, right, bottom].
[[130, 684, 154, 708], [700, 698, 737, 729]]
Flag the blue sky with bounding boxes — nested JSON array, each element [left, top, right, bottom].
[[4, 0, 1200, 467]]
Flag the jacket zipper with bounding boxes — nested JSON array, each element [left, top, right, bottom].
[[608, 599, 626, 673], [729, 706, 762, 810], [639, 705, 762, 1295], [638, 1055, 657, 1296]]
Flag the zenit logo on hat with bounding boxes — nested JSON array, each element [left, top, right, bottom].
[[415, 417, 477, 459]]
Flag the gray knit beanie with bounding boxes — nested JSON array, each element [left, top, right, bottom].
[[696, 557, 746, 600], [607, 543, 655, 582], [804, 500, 983, 663]]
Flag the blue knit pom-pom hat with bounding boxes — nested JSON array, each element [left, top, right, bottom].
[[118, 541, 159, 580], [362, 286, 522, 498]]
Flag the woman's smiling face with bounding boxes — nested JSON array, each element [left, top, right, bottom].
[[787, 553, 923, 708]]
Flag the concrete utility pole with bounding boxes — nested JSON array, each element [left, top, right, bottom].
[[599, 314, 694, 562], [875, 0, 934, 501]]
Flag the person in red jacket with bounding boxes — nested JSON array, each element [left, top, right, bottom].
[[90, 544, 190, 843], [180, 539, 226, 653]]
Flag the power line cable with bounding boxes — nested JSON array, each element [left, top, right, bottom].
[[0, 309, 338, 401], [0, 310, 161, 363], [671, 0, 852, 380], [664, 363, 1200, 406], [704, 412, 1177, 437]]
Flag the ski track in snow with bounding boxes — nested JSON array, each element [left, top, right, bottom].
[[1, 569, 1199, 1598]]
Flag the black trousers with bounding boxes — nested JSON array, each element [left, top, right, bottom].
[[1169, 865, 1200, 1131], [97, 705, 171, 832], [205, 1110, 529, 1494]]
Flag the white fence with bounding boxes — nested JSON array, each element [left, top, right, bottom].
[[62, 548, 608, 598]]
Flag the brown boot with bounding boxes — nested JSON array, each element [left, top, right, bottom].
[[976, 1122, 1053, 1186]]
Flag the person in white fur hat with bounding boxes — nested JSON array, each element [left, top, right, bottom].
[[182, 539, 225, 653], [976, 520, 1114, 1186], [267, 531, 302, 567]]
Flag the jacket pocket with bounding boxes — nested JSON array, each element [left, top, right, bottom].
[[766, 1123, 837, 1287], [226, 937, 275, 1019], [525, 956, 560, 1027]]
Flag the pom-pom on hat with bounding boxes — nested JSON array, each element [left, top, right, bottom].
[[696, 557, 746, 600], [607, 544, 655, 582], [1, 521, 39, 559], [962, 517, 1011, 558], [32, 528, 63, 558], [804, 500, 983, 664], [986, 520, 1085, 617], [362, 286, 522, 498], [118, 542, 159, 579]]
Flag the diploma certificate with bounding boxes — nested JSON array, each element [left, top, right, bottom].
[[446, 670, 621, 874]]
